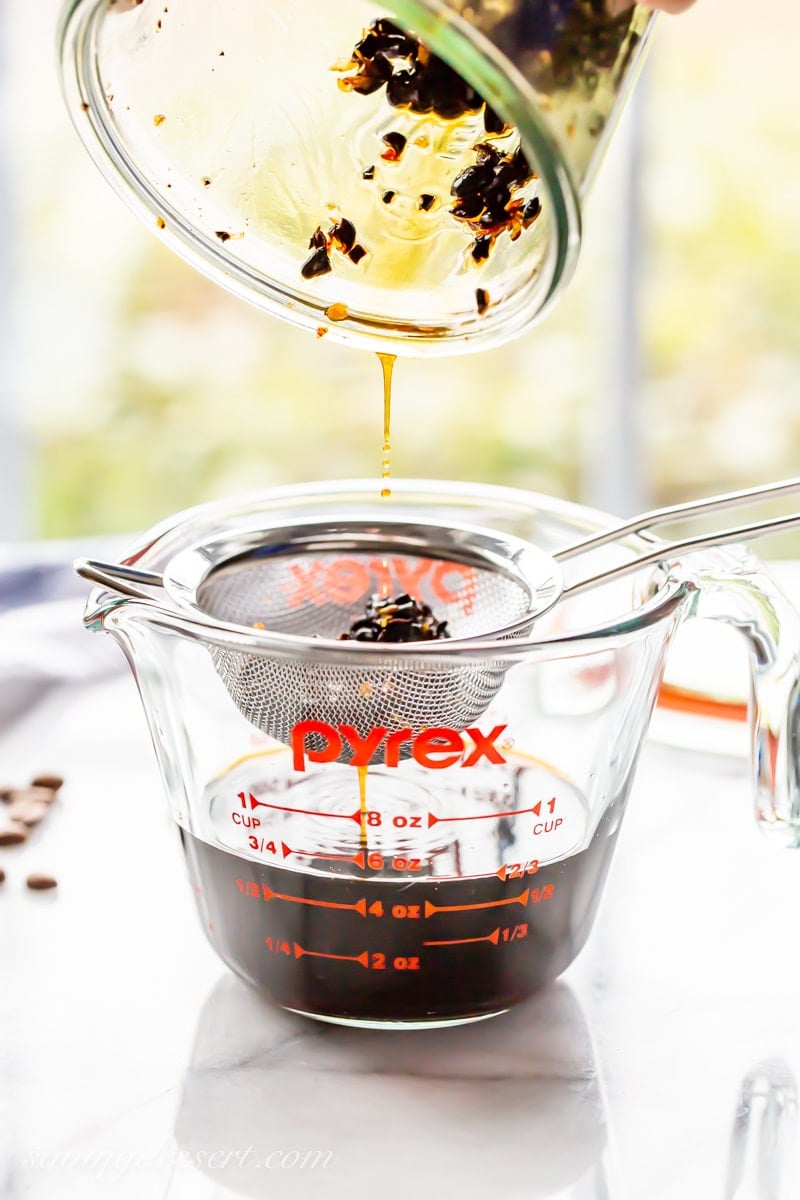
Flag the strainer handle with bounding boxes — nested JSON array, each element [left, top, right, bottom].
[[74, 558, 165, 601], [562, 510, 800, 598], [555, 474, 800, 563]]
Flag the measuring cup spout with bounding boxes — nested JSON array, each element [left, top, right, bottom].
[[683, 548, 800, 847]]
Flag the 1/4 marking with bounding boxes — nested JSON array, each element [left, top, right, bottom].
[[291, 944, 420, 971], [265, 937, 292, 956]]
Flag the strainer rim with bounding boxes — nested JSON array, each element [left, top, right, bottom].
[[97, 572, 689, 661], [159, 513, 563, 643]]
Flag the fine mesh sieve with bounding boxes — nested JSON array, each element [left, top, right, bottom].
[[76, 516, 562, 748], [76, 476, 800, 754]]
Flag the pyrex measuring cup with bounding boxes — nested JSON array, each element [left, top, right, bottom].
[[78, 479, 800, 1028], [58, 0, 655, 353]]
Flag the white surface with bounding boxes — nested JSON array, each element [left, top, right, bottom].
[[2, 655, 800, 1199]]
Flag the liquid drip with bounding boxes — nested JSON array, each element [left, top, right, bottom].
[[357, 765, 369, 849], [376, 352, 395, 499]]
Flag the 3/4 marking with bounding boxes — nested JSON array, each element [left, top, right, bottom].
[[281, 841, 366, 869]]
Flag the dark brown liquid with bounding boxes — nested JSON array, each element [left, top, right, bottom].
[[180, 817, 619, 1024]]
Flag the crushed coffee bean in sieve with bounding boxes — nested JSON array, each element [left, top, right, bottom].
[[340, 593, 450, 643]]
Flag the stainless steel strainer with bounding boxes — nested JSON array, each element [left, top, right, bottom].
[[76, 476, 800, 755], [75, 516, 562, 747]]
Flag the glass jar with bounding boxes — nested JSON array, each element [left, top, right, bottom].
[[58, 0, 656, 355]]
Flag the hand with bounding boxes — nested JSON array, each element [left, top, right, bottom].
[[644, 0, 696, 11]]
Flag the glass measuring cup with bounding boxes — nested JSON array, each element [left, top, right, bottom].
[[58, 0, 655, 353], [79, 479, 800, 1028]]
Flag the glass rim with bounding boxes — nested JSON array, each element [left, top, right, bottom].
[[82, 476, 691, 656], [94, 576, 688, 660]]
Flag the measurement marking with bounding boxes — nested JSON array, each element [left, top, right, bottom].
[[495, 862, 539, 882], [424, 889, 529, 917], [261, 884, 367, 916], [423, 928, 500, 948], [280, 841, 366, 869], [294, 943, 369, 967], [428, 801, 552, 828], [248, 794, 364, 824]]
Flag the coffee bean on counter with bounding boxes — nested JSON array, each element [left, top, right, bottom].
[[0, 868, 5, 884], [10, 786, 57, 807], [31, 774, 64, 792], [8, 798, 51, 828], [0, 826, 28, 847], [26, 874, 58, 892], [0, 786, 14, 802]]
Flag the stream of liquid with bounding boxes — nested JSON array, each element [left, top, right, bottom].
[[377, 352, 395, 499], [360, 354, 398, 818], [357, 765, 369, 849]]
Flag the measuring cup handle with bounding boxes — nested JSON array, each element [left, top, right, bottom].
[[689, 548, 800, 848]]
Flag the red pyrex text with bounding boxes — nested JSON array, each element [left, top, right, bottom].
[[291, 722, 509, 772], [280, 556, 477, 615]]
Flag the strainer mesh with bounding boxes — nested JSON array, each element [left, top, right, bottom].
[[196, 547, 530, 747]]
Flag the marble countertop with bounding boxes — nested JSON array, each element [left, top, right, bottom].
[[2, 606, 800, 1199]]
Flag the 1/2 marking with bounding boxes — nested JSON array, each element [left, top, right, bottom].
[[236, 879, 367, 915]]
